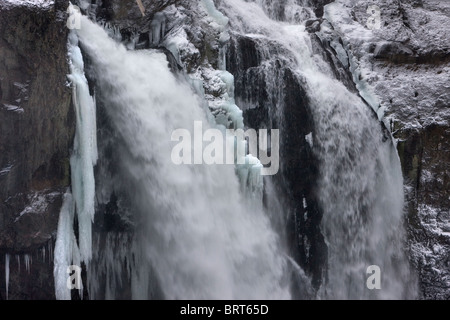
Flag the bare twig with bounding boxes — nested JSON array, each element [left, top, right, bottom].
[[136, 0, 146, 17]]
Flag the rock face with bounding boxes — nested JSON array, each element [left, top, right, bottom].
[[0, 0, 73, 299], [321, 0, 450, 299]]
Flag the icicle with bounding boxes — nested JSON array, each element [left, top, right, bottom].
[[24, 254, 30, 274], [16, 255, 20, 273], [48, 240, 53, 265], [5, 254, 10, 300], [54, 191, 78, 300], [199, 0, 265, 195], [76, 14, 289, 300], [23, 254, 33, 273], [149, 12, 166, 45]]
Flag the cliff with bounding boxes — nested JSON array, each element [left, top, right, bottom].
[[321, 0, 450, 299], [0, 0, 73, 299]]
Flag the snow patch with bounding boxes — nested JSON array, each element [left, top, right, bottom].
[[3, 104, 24, 113], [0, 164, 14, 176]]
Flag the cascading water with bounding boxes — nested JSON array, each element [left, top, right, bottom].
[[54, 0, 418, 300], [63, 13, 290, 300], [217, 0, 417, 299]]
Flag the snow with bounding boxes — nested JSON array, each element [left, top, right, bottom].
[[53, 9, 99, 299], [3, 104, 24, 113], [149, 12, 166, 45], [2, 0, 53, 9], [14, 193, 49, 222], [323, 2, 382, 115], [323, 0, 450, 130], [24, 254, 31, 274], [324, 2, 374, 43], [305, 133, 313, 148]]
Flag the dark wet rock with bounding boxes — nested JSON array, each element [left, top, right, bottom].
[[305, 19, 322, 33], [373, 41, 415, 63], [0, 2, 73, 252], [0, 0, 73, 300]]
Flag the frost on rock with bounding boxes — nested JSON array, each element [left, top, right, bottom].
[[2, 104, 24, 113], [323, 0, 450, 299], [323, 0, 450, 130]]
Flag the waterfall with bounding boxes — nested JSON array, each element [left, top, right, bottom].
[[53, 0, 417, 300], [217, 0, 416, 299], [54, 9, 98, 299], [71, 14, 290, 300]]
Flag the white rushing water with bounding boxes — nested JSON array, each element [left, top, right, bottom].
[[71, 14, 290, 299], [217, 0, 416, 299]]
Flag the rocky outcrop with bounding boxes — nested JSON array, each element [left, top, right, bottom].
[[321, 0, 450, 299], [0, 0, 73, 299]]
